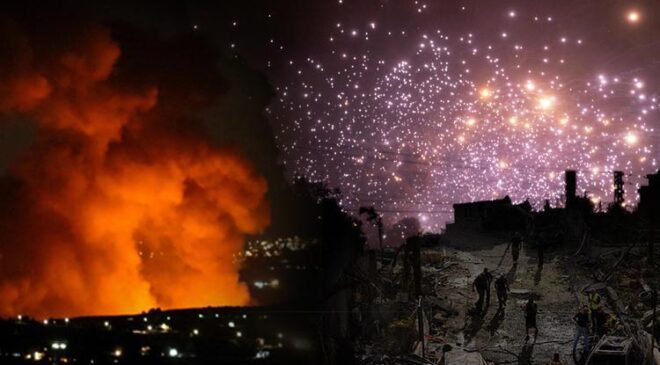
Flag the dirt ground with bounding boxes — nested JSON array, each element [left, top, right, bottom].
[[428, 234, 592, 364]]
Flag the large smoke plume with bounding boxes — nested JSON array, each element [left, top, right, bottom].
[[0, 18, 270, 318]]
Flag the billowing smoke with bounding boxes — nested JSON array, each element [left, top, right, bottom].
[[0, 19, 270, 317]]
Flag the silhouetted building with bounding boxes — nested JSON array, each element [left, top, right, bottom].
[[565, 170, 577, 208], [449, 196, 531, 232], [638, 170, 660, 226], [613, 171, 625, 207]]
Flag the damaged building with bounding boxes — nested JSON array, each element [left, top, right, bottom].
[[447, 196, 532, 233]]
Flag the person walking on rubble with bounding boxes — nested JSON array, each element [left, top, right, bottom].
[[548, 353, 565, 365], [495, 274, 509, 309], [537, 239, 545, 268], [572, 305, 591, 355], [472, 268, 493, 310], [592, 305, 608, 337], [511, 232, 522, 264], [523, 297, 538, 343], [587, 288, 601, 330]]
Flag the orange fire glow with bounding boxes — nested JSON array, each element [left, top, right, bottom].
[[0, 23, 270, 318]]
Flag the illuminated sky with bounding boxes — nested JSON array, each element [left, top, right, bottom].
[[186, 0, 660, 229], [7, 0, 660, 230]]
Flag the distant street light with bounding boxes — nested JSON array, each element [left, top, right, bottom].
[[51, 342, 67, 350]]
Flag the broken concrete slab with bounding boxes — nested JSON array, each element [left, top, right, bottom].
[[510, 288, 531, 295], [444, 348, 488, 365], [425, 297, 459, 316]]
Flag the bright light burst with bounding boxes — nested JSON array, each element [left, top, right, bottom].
[[627, 10, 641, 24], [271, 4, 658, 229]]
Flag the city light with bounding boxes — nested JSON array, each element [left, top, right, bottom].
[[168, 348, 179, 357], [51, 342, 67, 350], [255, 350, 270, 359]]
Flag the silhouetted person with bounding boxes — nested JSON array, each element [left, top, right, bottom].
[[438, 344, 452, 365], [587, 289, 601, 330], [573, 305, 590, 356], [472, 268, 493, 310], [484, 269, 493, 304], [548, 353, 565, 365], [495, 274, 509, 308], [592, 305, 607, 337], [537, 240, 545, 268], [511, 232, 522, 264], [523, 297, 538, 343]]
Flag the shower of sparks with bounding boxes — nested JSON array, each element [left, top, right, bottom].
[[260, 3, 658, 230]]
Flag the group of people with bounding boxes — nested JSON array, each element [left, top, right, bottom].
[[472, 267, 539, 343], [466, 233, 563, 364], [468, 234, 622, 364], [572, 288, 618, 357], [472, 268, 510, 310], [511, 231, 544, 267]]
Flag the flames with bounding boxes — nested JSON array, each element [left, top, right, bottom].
[[0, 21, 270, 317]]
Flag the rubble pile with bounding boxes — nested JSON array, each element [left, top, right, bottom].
[[573, 244, 660, 361], [354, 245, 489, 364], [353, 232, 659, 365]]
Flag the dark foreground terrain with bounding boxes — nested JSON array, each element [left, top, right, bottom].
[[0, 306, 320, 364]]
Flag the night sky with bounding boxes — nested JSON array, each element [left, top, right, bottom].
[[253, 0, 660, 229], [3, 0, 660, 231]]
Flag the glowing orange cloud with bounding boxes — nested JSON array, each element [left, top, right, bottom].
[[0, 22, 269, 318]]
